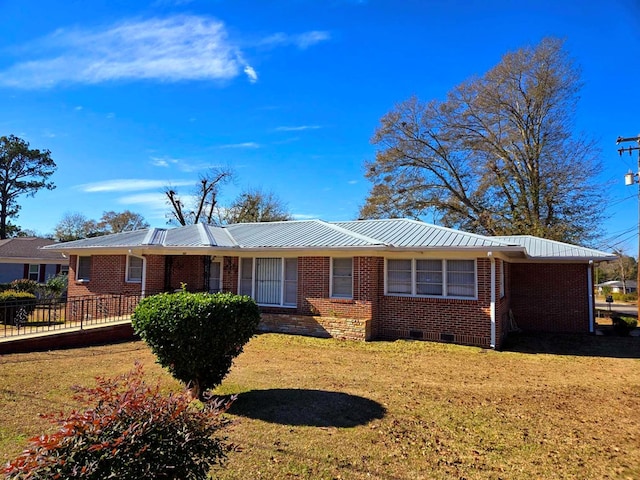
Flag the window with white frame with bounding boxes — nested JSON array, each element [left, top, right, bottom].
[[28, 264, 39, 281], [331, 258, 353, 298], [386, 258, 476, 298], [126, 256, 143, 283], [76, 256, 91, 282], [239, 257, 298, 307]]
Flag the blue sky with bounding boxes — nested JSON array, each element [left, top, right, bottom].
[[1, 0, 639, 253]]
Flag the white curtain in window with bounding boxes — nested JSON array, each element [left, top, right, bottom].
[[447, 260, 475, 297], [239, 258, 253, 296], [332, 258, 353, 298], [387, 259, 412, 294], [416, 259, 443, 295], [283, 258, 298, 306]]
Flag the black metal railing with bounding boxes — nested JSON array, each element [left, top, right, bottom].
[[0, 293, 144, 339]]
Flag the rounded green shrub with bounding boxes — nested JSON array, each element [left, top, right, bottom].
[[132, 291, 261, 399], [3, 364, 233, 480]]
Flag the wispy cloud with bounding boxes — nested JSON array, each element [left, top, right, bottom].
[[218, 142, 260, 149], [79, 179, 191, 193], [243, 65, 258, 83], [150, 156, 180, 168], [274, 125, 321, 132], [260, 30, 331, 49], [0, 15, 258, 89]]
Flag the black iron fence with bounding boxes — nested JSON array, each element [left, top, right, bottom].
[[1, 293, 144, 339]]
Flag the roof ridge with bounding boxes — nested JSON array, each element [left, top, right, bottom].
[[197, 223, 218, 247]]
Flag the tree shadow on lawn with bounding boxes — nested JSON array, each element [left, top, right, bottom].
[[227, 389, 386, 427], [502, 331, 640, 358]]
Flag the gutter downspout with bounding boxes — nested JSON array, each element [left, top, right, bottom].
[[588, 260, 594, 333], [141, 255, 147, 298], [488, 252, 496, 349]]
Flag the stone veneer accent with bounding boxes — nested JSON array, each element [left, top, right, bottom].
[[259, 313, 372, 341]]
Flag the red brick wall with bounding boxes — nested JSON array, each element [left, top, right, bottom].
[[222, 256, 238, 293], [68, 255, 142, 297], [145, 255, 165, 294], [378, 258, 493, 347], [68, 253, 592, 347], [286, 256, 382, 321], [165, 255, 206, 292], [510, 262, 590, 333]]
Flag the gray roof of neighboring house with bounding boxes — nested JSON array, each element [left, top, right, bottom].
[[43, 219, 616, 261], [595, 280, 638, 288], [0, 237, 67, 261]]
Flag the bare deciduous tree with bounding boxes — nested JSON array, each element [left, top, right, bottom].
[[361, 37, 604, 245], [165, 168, 233, 226], [223, 188, 292, 224]]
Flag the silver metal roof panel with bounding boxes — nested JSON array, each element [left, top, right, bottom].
[[334, 219, 508, 248], [225, 220, 381, 248], [492, 235, 616, 260]]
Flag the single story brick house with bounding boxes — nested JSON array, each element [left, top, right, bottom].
[[43, 218, 615, 349], [0, 237, 68, 284]]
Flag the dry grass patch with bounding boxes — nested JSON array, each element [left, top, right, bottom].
[[1, 333, 639, 479]]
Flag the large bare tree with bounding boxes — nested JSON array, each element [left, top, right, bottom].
[[164, 167, 233, 226], [361, 38, 604, 245], [223, 188, 292, 224]]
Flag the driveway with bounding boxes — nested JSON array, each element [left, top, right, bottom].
[[595, 302, 638, 316]]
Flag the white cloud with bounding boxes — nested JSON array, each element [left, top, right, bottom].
[[274, 125, 321, 132], [0, 15, 246, 89], [218, 142, 260, 149], [260, 30, 331, 50], [243, 65, 258, 83], [150, 156, 180, 167], [79, 179, 191, 193], [348, 180, 358, 185]]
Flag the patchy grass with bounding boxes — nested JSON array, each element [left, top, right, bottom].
[[1, 333, 639, 479]]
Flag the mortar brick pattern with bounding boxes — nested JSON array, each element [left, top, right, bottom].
[[67, 252, 591, 349]]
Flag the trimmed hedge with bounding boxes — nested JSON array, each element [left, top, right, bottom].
[[0, 290, 37, 325], [132, 291, 261, 399]]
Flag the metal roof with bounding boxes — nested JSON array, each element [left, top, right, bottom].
[[491, 235, 616, 260], [334, 219, 509, 248], [225, 220, 382, 248], [42, 219, 616, 261]]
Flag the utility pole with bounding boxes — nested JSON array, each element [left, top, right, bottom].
[[616, 134, 640, 320]]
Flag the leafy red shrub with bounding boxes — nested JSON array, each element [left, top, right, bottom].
[[3, 364, 236, 479]]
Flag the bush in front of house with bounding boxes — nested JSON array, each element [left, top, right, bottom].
[[9, 279, 40, 295], [0, 290, 37, 325], [132, 291, 261, 399], [3, 364, 235, 480], [611, 315, 638, 336]]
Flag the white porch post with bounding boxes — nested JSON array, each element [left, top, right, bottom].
[[588, 260, 594, 333], [488, 252, 496, 349]]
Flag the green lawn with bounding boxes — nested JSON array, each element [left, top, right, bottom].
[[1, 333, 639, 479]]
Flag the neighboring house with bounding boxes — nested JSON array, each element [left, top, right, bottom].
[[595, 280, 637, 294], [43, 219, 615, 349], [0, 237, 68, 284]]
